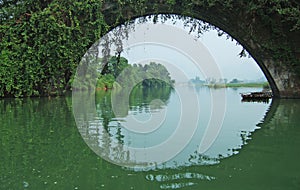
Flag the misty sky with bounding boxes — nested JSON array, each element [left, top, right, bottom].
[[108, 19, 266, 82], [198, 30, 266, 81]]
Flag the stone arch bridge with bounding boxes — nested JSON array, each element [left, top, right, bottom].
[[101, 1, 300, 98]]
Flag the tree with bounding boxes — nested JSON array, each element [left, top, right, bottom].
[[0, 0, 107, 97], [229, 78, 242, 84], [96, 57, 174, 90]]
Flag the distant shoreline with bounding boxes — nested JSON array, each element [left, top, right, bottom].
[[181, 82, 270, 89], [207, 82, 269, 88]]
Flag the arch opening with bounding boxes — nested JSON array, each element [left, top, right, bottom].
[[101, 2, 300, 98], [98, 14, 273, 96], [72, 14, 274, 170]]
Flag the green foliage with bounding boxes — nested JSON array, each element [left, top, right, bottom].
[[102, 56, 130, 78], [97, 74, 115, 89], [96, 56, 174, 90], [0, 0, 108, 97], [1, 0, 299, 97]]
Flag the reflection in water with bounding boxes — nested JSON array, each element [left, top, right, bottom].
[[241, 98, 271, 104], [146, 172, 216, 189], [76, 86, 271, 171], [1, 89, 300, 189]]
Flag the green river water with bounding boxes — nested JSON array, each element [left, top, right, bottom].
[[1, 86, 300, 190]]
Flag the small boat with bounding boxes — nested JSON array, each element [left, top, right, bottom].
[[240, 91, 272, 101]]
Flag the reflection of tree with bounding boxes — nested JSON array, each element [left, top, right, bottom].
[[129, 84, 173, 110], [95, 85, 173, 133], [95, 90, 114, 133], [92, 85, 172, 166]]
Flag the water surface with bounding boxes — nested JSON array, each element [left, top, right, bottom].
[[1, 87, 300, 189]]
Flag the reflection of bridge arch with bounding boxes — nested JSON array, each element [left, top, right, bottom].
[[150, 99, 300, 189], [102, 2, 300, 98]]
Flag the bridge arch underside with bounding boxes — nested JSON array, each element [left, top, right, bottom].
[[102, 2, 300, 98]]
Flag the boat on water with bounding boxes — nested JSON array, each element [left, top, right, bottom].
[[240, 91, 272, 101]]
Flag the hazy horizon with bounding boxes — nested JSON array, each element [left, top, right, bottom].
[[105, 17, 267, 83]]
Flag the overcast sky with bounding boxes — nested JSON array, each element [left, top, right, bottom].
[[198, 30, 266, 81], [106, 18, 266, 82]]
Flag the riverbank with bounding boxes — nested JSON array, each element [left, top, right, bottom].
[[203, 82, 269, 89]]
